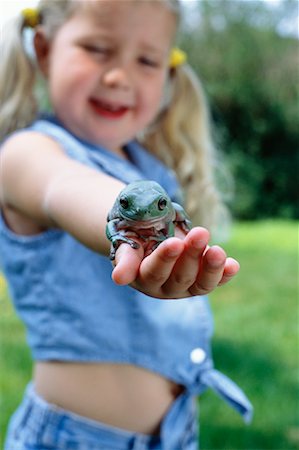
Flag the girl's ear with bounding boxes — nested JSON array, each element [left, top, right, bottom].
[[34, 29, 51, 77]]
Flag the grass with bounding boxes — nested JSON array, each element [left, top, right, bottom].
[[0, 274, 32, 447], [0, 220, 298, 449], [200, 220, 298, 450]]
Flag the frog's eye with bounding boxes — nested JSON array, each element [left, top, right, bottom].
[[158, 197, 167, 210], [120, 196, 129, 209]]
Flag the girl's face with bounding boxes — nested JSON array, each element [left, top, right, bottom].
[[37, 0, 177, 154]]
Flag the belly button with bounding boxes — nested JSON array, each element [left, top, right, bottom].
[[171, 383, 185, 397]]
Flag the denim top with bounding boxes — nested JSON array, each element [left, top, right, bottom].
[[0, 116, 252, 422]]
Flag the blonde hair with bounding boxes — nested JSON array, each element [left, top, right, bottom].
[[0, 14, 37, 140], [0, 0, 75, 141], [0, 0, 230, 237], [141, 65, 231, 236]]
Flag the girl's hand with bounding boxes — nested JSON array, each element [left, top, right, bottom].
[[111, 227, 240, 299]]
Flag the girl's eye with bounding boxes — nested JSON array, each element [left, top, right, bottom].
[[84, 45, 110, 55], [138, 56, 159, 68]]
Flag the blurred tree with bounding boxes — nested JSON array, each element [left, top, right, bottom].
[[180, 0, 298, 219]]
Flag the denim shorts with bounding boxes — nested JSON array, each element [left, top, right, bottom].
[[4, 384, 199, 450]]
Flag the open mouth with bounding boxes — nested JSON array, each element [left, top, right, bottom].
[[89, 98, 130, 119]]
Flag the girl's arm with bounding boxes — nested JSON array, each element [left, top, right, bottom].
[[0, 131, 239, 299], [0, 131, 124, 254]]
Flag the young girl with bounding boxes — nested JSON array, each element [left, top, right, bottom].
[[0, 1, 252, 448]]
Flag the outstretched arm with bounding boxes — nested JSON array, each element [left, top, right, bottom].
[[0, 131, 124, 254], [0, 132, 239, 300]]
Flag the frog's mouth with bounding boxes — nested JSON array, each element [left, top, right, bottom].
[[120, 216, 167, 230]]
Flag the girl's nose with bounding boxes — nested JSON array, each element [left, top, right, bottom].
[[102, 67, 131, 90]]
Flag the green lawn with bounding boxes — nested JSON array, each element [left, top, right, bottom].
[[0, 220, 298, 449], [201, 220, 298, 449]]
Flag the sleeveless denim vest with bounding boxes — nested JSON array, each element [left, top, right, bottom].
[[0, 116, 252, 422]]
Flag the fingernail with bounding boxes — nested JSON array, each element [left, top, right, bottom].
[[166, 247, 182, 257], [209, 260, 224, 269], [191, 239, 207, 249], [209, 255, 226, 268]]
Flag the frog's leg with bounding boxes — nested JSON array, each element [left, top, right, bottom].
[[144, 224, 174, 255], [106, 219, 119, 242], [166, 221, 175, 238], [108, 235, 140, 260], [172, 203, 192, 233], [106, 220, 140, 260]]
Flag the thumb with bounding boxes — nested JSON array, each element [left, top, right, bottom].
[[111, 242, 145, 285]]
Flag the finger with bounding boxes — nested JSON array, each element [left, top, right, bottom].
[[112, 243, 144, 285], [162, 227, 210, 293], [218, 257, 240, 286], [189, 245, 226, 295], [137, 238, 184, 287]]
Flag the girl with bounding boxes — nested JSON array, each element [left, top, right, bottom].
[[0, 0, 252, 449]]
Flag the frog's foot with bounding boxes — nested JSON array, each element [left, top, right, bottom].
[[175, 219, 192, 234], [142, 239, 164, 257], [109, 236, 140, 260], [173, 203, 192, 234]]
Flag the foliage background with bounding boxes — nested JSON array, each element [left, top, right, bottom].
[[180, 0, 298, 221]]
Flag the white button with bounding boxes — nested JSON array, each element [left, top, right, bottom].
[[190, 348, 206, 364]]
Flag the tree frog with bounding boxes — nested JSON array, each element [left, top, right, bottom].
[[106, 180, 192, 260]]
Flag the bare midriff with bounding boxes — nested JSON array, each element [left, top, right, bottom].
[[1, 206, 186, 435], [34, 361, 185, 435]]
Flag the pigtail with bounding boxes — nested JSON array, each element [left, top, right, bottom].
[[0, 14, 37, 141], [142, 65, 231, 239]]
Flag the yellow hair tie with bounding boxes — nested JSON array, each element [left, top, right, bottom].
[[169, 48, 187, 68], [22, 8, 40, 28]]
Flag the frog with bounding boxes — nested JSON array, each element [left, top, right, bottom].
[[106, 180, 192, 260]]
